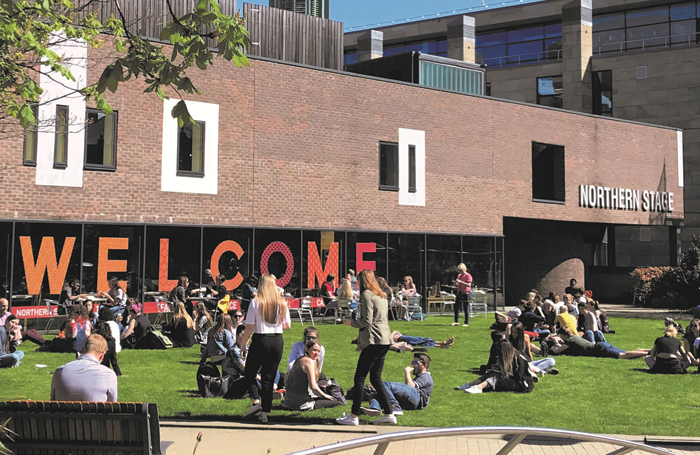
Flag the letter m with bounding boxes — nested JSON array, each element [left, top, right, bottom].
[[307, 242, 338, 289]]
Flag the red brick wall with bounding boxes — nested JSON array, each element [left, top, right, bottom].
[[0, 42, 684, 234]]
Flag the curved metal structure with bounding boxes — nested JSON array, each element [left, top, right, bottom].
[[287, 427, 679, 455]]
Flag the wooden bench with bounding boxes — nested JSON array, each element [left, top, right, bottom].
[[0, 401, 162, 454]]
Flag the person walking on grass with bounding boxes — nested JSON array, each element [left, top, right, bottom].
[[337, 270, 395, 425], [237, 274, 291, 424]]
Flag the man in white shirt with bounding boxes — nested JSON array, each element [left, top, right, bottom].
[[51, 334, 118, 402], [507, 300, 526, 320], [287, 326, 325, 372]]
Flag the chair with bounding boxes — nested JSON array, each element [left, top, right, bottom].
[[289, 297, 314, 326], [440, 290, 456, 316], [426, 284, 443, 313], [470, 289, 488, 318], [43, 299, 66, 334], [406, 295, 424, 321]]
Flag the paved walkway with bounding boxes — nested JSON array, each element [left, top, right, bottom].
[[158, 421, 700, 455]]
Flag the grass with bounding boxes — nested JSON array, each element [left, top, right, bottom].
[[2, 315, 699, 436]]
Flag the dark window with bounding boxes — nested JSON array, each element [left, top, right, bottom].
[[344, 52, 357, 66], [671, 3, 696, 21], [626, 23, 669, 49], [383, 45, 405, 57], [537, 76, 563, 109], [626, 7, 668, 27], [507, 40, 544, 64], [532, 142, 565, 203], [54, 105, 69, 169], [593, 13, 625, 31], [670, 20, 696, 45], [507, 26, 543, 43], [23, 104, 38, 166], [379, 142, 399, 191], [476, 22, 561, 67], [408, 145, 416, 193], [85, 109, 117, 170], [177, 121, 205, 177], [485, 82, 492, 96], [592, 70, 613, 117]]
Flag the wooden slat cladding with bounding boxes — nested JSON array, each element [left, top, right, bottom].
[[243, 3, 342, 70], [75, 0, 239, 47]]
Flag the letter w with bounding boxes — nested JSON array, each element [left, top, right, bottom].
[[20, 236, 76, 295]]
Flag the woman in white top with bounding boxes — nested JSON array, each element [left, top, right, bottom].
[[100, 276, 128, 315], [237, 274, 291, 424]]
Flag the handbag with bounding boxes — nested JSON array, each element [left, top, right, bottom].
[[318, 378, 346, 405]]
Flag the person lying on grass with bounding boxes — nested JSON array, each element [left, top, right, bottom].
[[359, 352, 434, 416], [388, 331, 455, 352], [551, 327, 649, 359]]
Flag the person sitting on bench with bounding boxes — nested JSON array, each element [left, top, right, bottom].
[[51, 334, 118, 401]]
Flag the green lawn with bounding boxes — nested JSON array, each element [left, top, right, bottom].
[[2, 315, 698, 435]]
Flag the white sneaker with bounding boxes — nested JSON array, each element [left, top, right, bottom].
[[359, 407, 382, 417], [399, 343, 407, 354], [450, 322, 459, 326], [243, 402, 262, 418], [372, 414, 397, 424], [336, 414, 359, 425], [392, 409, 404, 416], [462, 324, 469, 327], [464, 386, 482, 394]]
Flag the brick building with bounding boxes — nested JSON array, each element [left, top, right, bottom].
[[0, 34, 682, 312]]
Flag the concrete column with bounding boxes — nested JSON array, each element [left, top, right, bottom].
[[357, 30, 383, 62], [561, 0, 593, 113], [447, 15, 476, 63]]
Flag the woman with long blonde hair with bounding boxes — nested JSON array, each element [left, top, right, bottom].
[[238, 274, 291, 423], [337, 270, 395, 425], [163, 301, 196, 347]]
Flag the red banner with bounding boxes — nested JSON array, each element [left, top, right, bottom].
[[11, 305, 57, 319]]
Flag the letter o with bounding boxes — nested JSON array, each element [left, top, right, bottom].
[[260, 241, 294, 287]]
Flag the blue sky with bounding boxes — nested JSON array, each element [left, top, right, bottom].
[[243, 0, 542, 30]]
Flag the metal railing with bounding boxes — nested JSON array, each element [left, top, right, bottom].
[[286, 426, 680, 455], [478, 49, 562, 68], [595, 32, 700, 55]]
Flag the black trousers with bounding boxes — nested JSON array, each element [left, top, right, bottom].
[[351, 344, 393, 415], [243, 333, 284, 412], [455, 291, 470, 324]]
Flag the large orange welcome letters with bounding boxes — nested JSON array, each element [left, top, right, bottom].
[[98, 237, 129, 292], [356, 243, 377, 273], [210, 240, 245, 290], [158, 239, 179, 292], [20, 236, 76, 295], [307, 242, 338, 289]]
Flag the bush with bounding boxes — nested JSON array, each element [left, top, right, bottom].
[[630, 266, 675, 307], [670, 234, 700, 307]]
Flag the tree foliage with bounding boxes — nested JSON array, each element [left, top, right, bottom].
[[0, 0, 249, 131]]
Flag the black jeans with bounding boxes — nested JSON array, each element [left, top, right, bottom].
[[243, 333, 284, 412], [351, 344, 392, 416], [455, 291, 470, 324]]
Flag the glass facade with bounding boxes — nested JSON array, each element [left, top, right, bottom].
[[476, 23, 562, 68], [384, 39, 448, 58], [593, 3, 700, 53], [419, 61, 484, 95], [0, 221, 503, 312]]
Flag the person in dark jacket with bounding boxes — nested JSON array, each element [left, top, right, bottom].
[[162, 301, 196, 348], [463, 339, 534, 394], [121, 301, 152, 349], [93, 321, 122, 375]]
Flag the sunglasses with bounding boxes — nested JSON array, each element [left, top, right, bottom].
[[411, 360, 422, 366], [305, 335, 318, 340], [234, 314, 244, 318]]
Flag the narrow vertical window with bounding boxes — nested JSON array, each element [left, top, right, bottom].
[[592, 70, 613, 117], [85, 108, 118, 170], [408, 144, 417, 193], [177, 121, 205, 176], [379, 142, 399, 191], [54, 105, 69, 169], [23, 104, 38, 166], [532, 141, 565, 203]]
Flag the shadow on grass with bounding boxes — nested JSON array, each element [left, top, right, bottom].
[[169, 408, 339, 426], [178, 389, 202, 398], [630, 368, 653, 374], [179, 361, 201, 365]]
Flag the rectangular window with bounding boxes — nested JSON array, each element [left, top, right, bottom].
[[23, 104, 38, 166], [408, 145, 416, 193], [379, 142, 399, 191], [532, 141, 565, 203], [177, 121, 205, 177], [592, 70, 613, 117], [54, 105, 69, 169], [85, 108, 117, 170], [537, 76, 563, 109]]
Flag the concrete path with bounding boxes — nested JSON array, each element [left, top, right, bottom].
[[158, 421, 700, 455]]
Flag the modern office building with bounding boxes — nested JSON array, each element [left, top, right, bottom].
[[269, 0, 329, 19], [344, 0, 696, 297], [0, 24, 682, 315]]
